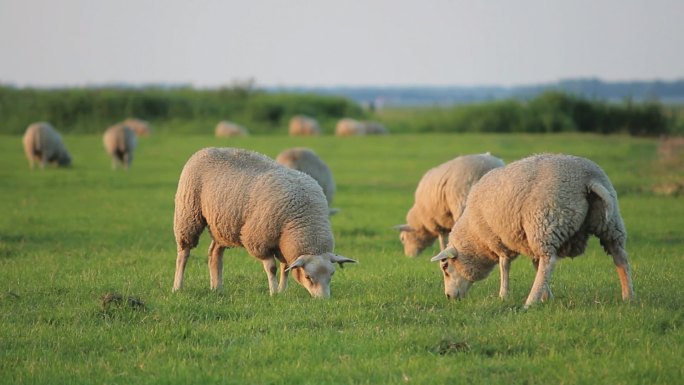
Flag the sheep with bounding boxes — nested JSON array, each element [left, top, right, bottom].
[[215, 120, 249, 137], [22, 122, 72, 169], [335, 118, 365, 136], [335, 119, 389, 136], [122, 118, 152, 136], [103, 123, 137, 170], [395, 153, 505, 257], [276, 147, 339, 215], [172, 147, 357, 298], [431, 153, 634, 308], [288, 115, 320, 136]]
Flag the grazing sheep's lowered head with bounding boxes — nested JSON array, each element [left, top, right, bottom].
[[286, 253, 357, 298], [430, 247, 483, 299], [394, 223, 436, 257]]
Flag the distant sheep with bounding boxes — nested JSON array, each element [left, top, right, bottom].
[[122, 118, 152, 136], [173, 147, 357, 297], [396, 153, 505, 256], [276, 147, 338, 215], [215, 121, 249, 137], [431, 154, 634, 308], [22, 122, 72, 169], [335, 119, 389, 136], [335, 118, 364, 136], [103, 123, 137, 170], [288, 115, 320, 136]]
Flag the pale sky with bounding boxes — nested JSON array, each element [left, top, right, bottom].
[[1, 0, 682, 88]]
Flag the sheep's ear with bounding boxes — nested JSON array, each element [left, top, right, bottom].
[[330, 254, 358, 268], [284, 256, 308, 272], [430, 247, 458, 262], [393, 224, 413, 232], [329, 208, 340, 216]]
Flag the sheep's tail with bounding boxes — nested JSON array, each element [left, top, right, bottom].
[[588, 180, 614, 221]]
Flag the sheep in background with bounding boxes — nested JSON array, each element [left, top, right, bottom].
[[431, 153, 634, 308], [122, 118, 152, 136], [22, 122, 72, 169], [288, 115, 320, 136], [396, 153, 505, 257], [103, 123, 137, 170], [335, 118, 364, 136], [215, 120, 249, 137], [335, 119, 389, 136], [276, 147, 339, 215], [173, 147, 357, 297]]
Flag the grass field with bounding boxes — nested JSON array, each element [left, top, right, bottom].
[[1, 133, 682, 384]]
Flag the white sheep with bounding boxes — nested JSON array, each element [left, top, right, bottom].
[[122, 118, 152, 136], [335, 118, 364, 136], [396, 153, 505, 256], [431, 153, 634, 308], [288, 115, 321, 136], [22, 122, 72, 169], [173, 147, 357, 297], [103, 123, 137, 170], [275, 147, 339, 215], [215, 120, 249, 137]]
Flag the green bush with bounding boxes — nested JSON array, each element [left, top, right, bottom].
[[375, 91, 674, 136], [0, 86, 364, 135]]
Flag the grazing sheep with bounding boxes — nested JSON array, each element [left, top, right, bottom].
[[276, 147, 338, 215], [396, 153, 505, 256], [215, 120, 249, 137], [122, 118, 152, 136], [335, 118, 364, 136], [173, 147, 357, 297], [22, 122, 72, 169], [431, 153, 634, 308], [288, 115, 320, 136], [103, 123, 137, 170]]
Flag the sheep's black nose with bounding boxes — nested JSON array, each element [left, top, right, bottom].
[[446, 293, 451, 299]]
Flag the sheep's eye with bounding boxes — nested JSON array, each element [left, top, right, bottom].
[[441, 262, 449, 274], [305, 275, 313, 282]]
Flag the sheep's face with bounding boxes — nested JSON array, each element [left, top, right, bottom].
[[57, 152, 72, 167], [431, 247, 473, 299], [287, 253, 358, 298], [397, 225, 435, 257]]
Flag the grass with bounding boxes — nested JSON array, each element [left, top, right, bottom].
[[1, 133, 682, 384]]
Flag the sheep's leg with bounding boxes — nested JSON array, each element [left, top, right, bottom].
[[278, 261, 289, 293], [438, 232, 449, 251], [262, 258, 279, 295], [123, 152, 131, 170], [208, 240, 225, 291], [525, 253, 557, 308], [532, 259, 553, 301], [498, 257, 511, 299], [606, 244, 634, 301], [173, 248, 191, 291]]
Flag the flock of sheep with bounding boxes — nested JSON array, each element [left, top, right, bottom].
[[215, 115, 389, 137], [21, 119, 634, 308]]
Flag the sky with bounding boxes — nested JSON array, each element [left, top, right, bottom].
[[1, 0, 682, 88]]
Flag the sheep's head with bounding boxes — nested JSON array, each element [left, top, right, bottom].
[[57, 152, 72, 167], [431, 246, 474, 300], [285, 253, 357, 298], [395, 224, 435, 257]]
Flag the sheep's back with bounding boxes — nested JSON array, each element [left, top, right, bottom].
[[460, 153, 617, 257]]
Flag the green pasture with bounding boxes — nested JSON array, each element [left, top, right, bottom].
[[1, 133, 682, 384]]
